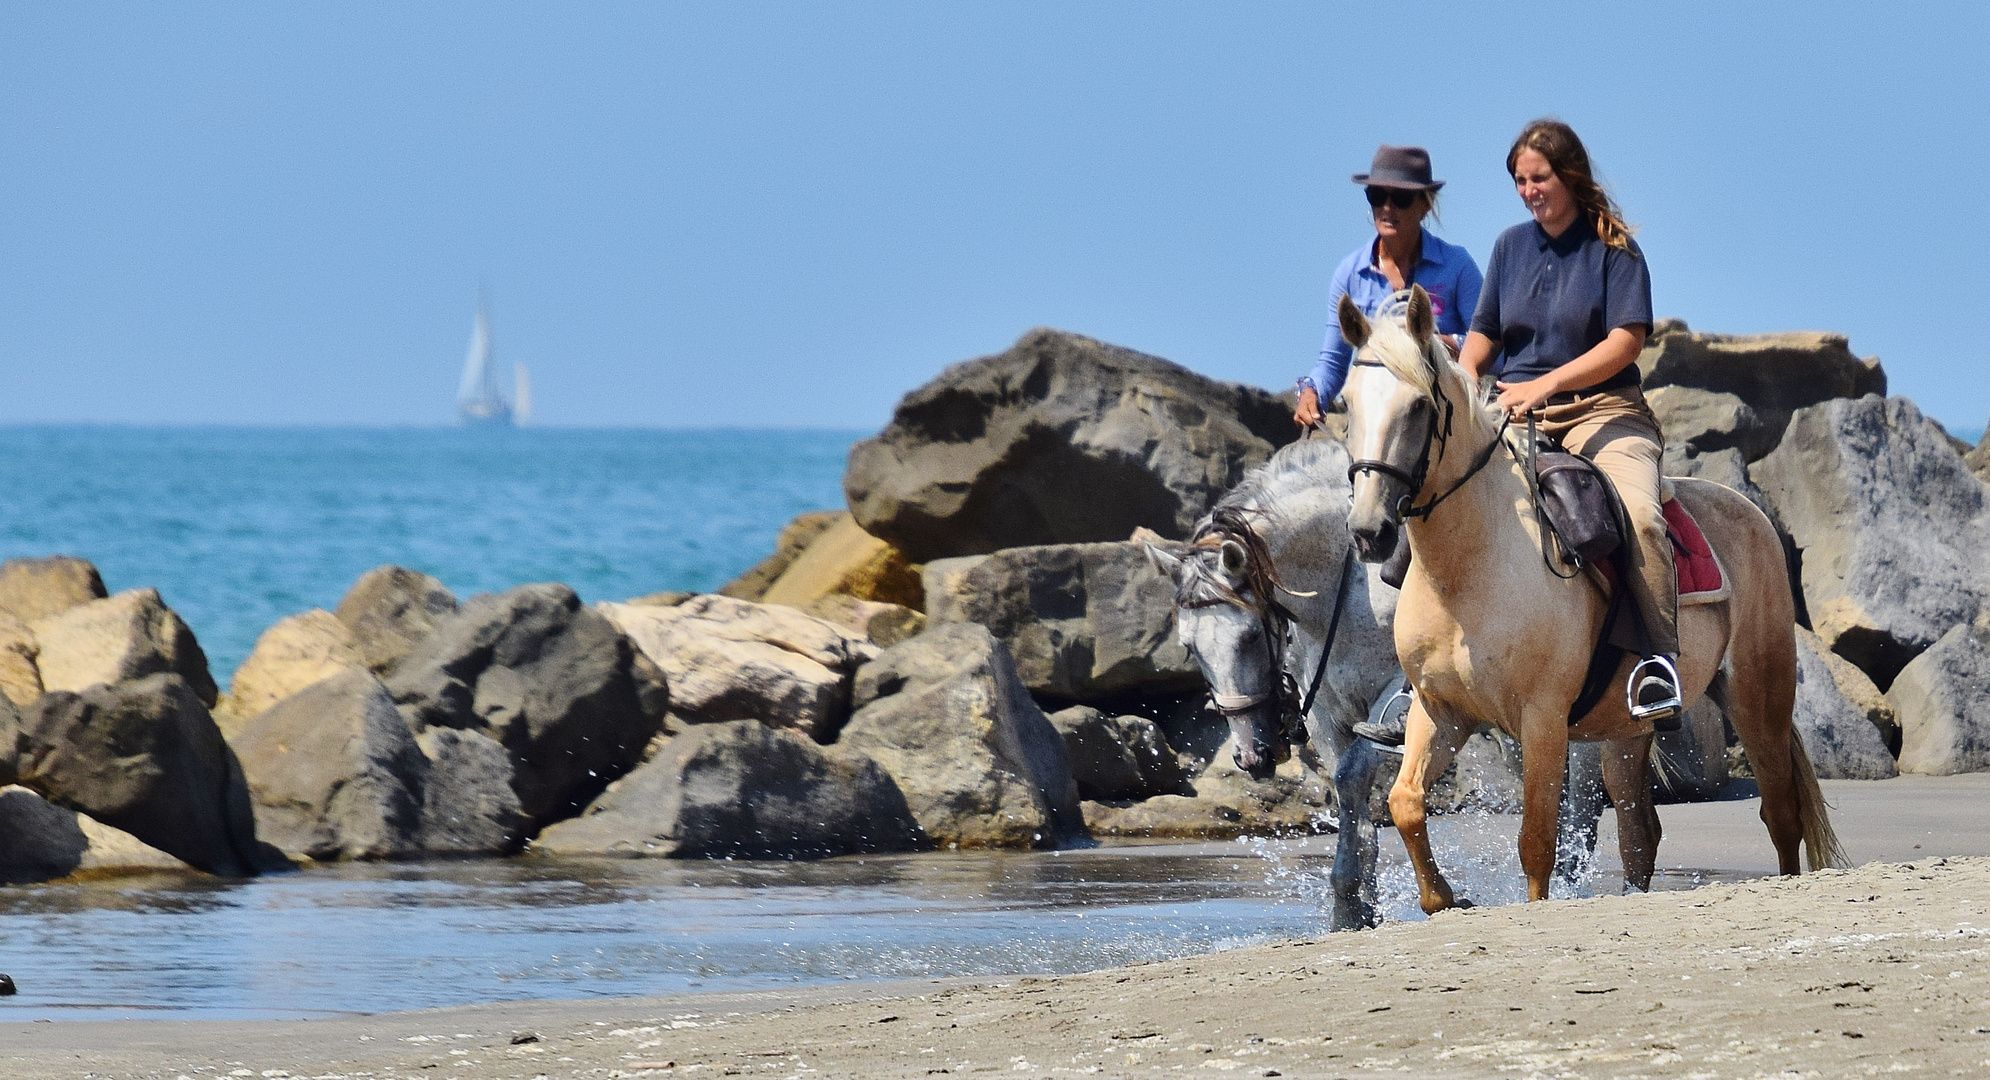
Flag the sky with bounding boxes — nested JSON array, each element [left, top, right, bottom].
[[5, 3, 1989, 433]]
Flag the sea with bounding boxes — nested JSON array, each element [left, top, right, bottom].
[[0, 425, 1726, 1021]]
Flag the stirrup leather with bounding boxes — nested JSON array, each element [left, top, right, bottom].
[[1626, 654, 1683, 725]]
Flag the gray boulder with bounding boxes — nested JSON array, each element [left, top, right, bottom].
[[1047, 706, 1186, 801], [415, 728, 530, 855], [232, 670, 427, 861], [533, 720, 922, 858], [924, 541, 1197, 702], [0, 674, 280, 876], [843, 328, 1295, 562], [600, 595, 874, 740], [1639, 323, 1886, 450], [1888, 622, 1990, 775], [333, 566, 459, 674], [839, 624, 1083, 847], [1792, 628, 1898, 779], [0, 785, 185, 882], [30, 588, 218, 707], [0, 556, 107, 624], [1648, 386, 1779, 464], [385, 583, 667, 827], [1749, 395, 1990, 688]]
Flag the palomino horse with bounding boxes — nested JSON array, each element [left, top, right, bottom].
[[1337, 285, 1843, 912], [1145, 436, 1612, 929]]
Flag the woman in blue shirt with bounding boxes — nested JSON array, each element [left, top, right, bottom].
[[1293, 145, 1483, 429], [1458, 119, 1681, 726]]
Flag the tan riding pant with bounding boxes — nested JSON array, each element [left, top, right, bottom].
[[1536, 385, 1678, 657]]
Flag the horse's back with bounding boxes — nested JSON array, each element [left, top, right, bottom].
[[1667, 474, 1796, 641]]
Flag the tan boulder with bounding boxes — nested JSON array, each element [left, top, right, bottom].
[[760, 514, 923, 611], [805, 594, 926, 647], [0, 556, 107, 624], [216, 610, 365, 736], [719, 510, 845, 602], [331, 565, 457, 674], [0, 615, 41, 708], [29, 588, 217, 707]]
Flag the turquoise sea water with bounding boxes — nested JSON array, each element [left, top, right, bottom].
[[0, 426, 859, 681]]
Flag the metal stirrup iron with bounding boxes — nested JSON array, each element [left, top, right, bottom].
[[1626, 654, 1684, 726]]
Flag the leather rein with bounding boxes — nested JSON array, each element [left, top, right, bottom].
[[1344, 355, 1509, 523]]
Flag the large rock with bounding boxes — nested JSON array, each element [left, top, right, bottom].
[[414, 728, 530, 855], [1888, 622, 1990, 775], [217, 609, 363, 735], [30, 588, 218, 707], [718, 511, 845, 602], [843, 328, 1294, 562], [384, 583, 666, 827], [1964, 422, 1990, 484], [1749, 395, 1990, 688], [1083, 741, 1329, 839], [1648, 386, 1779, 464], [231, 670, 428, 861], [1797, 625, 1899, 753], [0, 785, 185, 882], [1048, 706, 1187, 801], [333, 566, 459, 674], [924, 541, 1195, 702], [600, 595, 875, 740], [758, 514, 924, 611], [532, 720, 922, 858], [0, 615, 41, 708], [1638, 323, 1886, 451], [806, 594, 927, 648], [838, 623, 1082, 847], [0, 556, 107, 624], [1792, 628, 1898, 779], [0, 674, 280, 876]]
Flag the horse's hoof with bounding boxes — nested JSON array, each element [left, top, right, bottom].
[[1454, 898, 1476, 910]]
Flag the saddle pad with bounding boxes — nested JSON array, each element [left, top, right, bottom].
[[1590, 498, 1727, 603]]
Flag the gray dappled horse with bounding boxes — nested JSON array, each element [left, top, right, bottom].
[[1145, 437, 1610, 930]]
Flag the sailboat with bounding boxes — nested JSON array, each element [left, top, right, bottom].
[[456, 299, 533, 427]]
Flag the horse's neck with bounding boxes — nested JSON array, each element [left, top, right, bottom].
[[1251, 483, 1351, 629], [1404, 426, 1561, 601]]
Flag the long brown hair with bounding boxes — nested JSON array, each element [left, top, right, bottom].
[[1506, 119, 1636, 251]]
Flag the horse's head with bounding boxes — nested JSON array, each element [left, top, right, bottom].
[[1145, 513, 1295, 781], [1339, 284, 1450, 565]]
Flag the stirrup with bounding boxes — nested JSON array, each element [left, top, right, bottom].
[[1353, 685, 1413, 747], [1627, 654, 1683, 730]]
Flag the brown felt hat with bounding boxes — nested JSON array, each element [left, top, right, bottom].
[[1351, 144, 1444, 191]]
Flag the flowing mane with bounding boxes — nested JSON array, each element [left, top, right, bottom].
[[1172, 437, 1352, 611], [1360, 308, 1503, 444]]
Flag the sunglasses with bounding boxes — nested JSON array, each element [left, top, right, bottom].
[[1365, 187, 1422, 210]]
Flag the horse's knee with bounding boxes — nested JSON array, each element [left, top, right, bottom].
[[1387, 781, 1425, 829]]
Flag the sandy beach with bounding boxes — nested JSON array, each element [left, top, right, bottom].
[[4, 773, 1988, 1080]]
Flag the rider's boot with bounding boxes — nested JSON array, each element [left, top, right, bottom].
[[1354, 676, 1413, 746], [1628, 654, 1683, 732]]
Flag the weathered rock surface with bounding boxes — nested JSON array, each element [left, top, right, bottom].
[[601, 595, 875, 740], [1639, 323, 1886, 452], [806, 594, 927, 648], [1750, 395, 1990, 689], [30, 588, 218, 707], [719, 511, 845, 602], [1888, 622, 1990, 775], [333, 566, 458, 674], [1797, 625, 1899, 753], [759, 514, 924, 611], [1648, 386, 1778, 464], [232, 670, 427, 861], [1792, 628, 1898, 779], [0, 615, 41, 708], [0, 785, 185, 881], [533, 720, 923, 858], [0, 556, 107, 624], [924, 541, 1196, 702], [843, 328, 1295, 562], [0, 674, 280, 876], [1965, 423, 1990, 484], [1047, 706, 1186, 801], [385, 583, 666, 827], [217, 609, 363, 735], [1083, 742, 1328, 839], [414, 728, 530, 855], [838, 624, 1082, 847]]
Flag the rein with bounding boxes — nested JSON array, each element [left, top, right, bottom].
[[1345, 355, 1509, 522]]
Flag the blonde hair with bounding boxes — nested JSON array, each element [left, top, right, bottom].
[[1506, 118, 1636, 252]]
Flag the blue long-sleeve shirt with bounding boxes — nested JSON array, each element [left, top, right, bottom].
[[1304, 231, 1483, 402]]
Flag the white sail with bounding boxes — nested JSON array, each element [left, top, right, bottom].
[[513, 362, 532, 426], [456, 297, 512, 426]]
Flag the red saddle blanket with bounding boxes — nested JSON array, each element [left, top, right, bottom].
[[1595, 499, 1725, 597]]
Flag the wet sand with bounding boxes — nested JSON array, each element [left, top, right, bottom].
[[5, 774, 1988, 1079]]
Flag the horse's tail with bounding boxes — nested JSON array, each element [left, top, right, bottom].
[[1789, 729, 1848, 871]]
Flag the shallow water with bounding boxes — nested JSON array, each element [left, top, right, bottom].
[[0, 820, 1756, 1022]]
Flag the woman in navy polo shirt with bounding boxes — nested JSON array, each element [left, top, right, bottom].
[[1458, 119, 1681, 725], [1293, 145, 1482, 429]]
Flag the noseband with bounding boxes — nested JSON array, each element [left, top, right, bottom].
[[1344, 353, 1509, 523]]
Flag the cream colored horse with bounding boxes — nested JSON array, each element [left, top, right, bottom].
[[1337, 286, 1842, 912]]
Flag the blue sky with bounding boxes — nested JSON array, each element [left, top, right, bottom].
[[5, 3, 1987, 433]]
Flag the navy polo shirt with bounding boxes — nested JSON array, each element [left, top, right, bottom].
[[1469, 216, 1653, 390]]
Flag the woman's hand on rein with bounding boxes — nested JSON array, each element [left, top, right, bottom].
[[1293, 386, 1322, 428], [1494, 376, 1559, 419]]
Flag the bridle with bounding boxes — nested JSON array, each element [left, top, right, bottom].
[[1344, 348, 1509, 526]]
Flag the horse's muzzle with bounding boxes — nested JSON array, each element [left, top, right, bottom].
[[1349, 519, 1399, 564], [1232, 736, 1286, 781]]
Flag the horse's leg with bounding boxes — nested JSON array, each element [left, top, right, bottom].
[[1556, 741, 1608, 887], [1330, 732, 1387, 930], [1599, 735, 1661, 891], [1387, 700, 1473, 915], [1719, 652, 1806, 875], [1518, 713, 1571, 902]]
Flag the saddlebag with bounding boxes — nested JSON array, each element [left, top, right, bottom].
[[1534, 451, 1621, 566]]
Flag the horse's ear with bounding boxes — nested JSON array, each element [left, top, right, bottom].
[[1219, 539, 1249, 580], [1406, 284, 1434, 344], [1337, 293, 1370, 349], [1143, 543, 1183, 580]]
